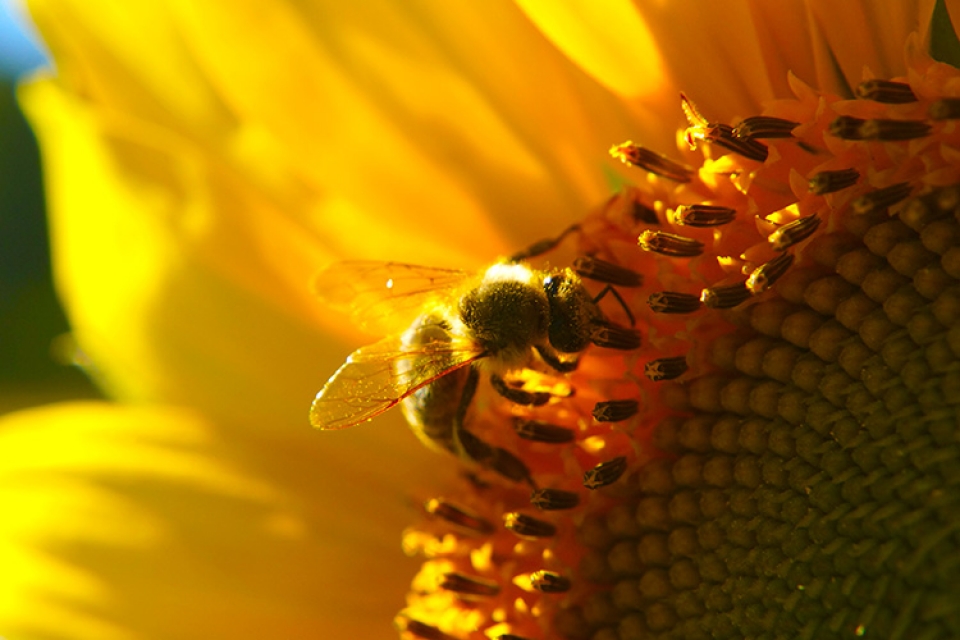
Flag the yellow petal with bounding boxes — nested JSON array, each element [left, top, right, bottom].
[[0, 401, 453, 638]]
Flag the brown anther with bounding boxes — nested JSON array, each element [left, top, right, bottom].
[[424, 498, 495, 534], [829, 115, 931, 140], [513, 418, 576, 444], [593, 399, 639, 423], [851, 182, 913, 214], [439, 572, 501, 597], [747, 253, 794, 293], [712, 123, 770, 161], [701, 282, 751, 308], [590, 322, 642, 350], [503, 512, 557, 538], [768, 215, 821, 250], [498, 635, 535, 640], [733, 115, 799, 139], [491, 447, 536, 486], [638, 230, 705, 257], [573, 256, 643, 287], [809, 168, 860, 195], [396, 617, 458, 640], [672, 204, 737, 227], [681, 93, 769, 161], [531, 488, 581, 510], [609, 141, 694, 182], [929, 98, 960, 120], [859, 118, 931, 140], [828, 115, 867, 139], [529, 570, 572, 593], [584, 456, 629, 489], [648, 291, 702, 314], [644, 356, 689, 381], [628, 199, 660, 224], [855, 79, 918, 103]]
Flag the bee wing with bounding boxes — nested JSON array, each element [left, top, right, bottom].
[[310, 334, 485, 431], [314, 260, 472, 334]]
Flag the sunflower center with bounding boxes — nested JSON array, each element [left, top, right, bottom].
[[397, 51, 960, 640]]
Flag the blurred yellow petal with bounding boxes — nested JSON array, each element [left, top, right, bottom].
[[513, 0, 667, 99], [0, 401, 454, 639]]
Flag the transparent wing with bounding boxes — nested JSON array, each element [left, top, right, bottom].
[[310, 334, 485, 430], [313, 260, 472, 334]]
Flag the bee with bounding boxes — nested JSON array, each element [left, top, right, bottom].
[[309, 257, 640, 483]]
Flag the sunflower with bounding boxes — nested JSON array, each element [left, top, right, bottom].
[[2, 1, 959, 639]]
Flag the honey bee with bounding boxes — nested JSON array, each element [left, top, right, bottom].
[[310, 257, 640, 483]]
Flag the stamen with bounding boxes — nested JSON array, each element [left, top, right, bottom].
[[396, 617, 458, 640], [851, 182, 913, 214], [644, 356, 689, 381], [529, 571, 572, 594], [593, 400, 639, 422], [747, 253, 794, 294], [638, 230, 705, 257], [531, 488, 581, 510], [768, 215, 821, 250], [733, 115, 799, 139], [609, 141, 694, 182], [503, 512, 557, 538], [439, 573, 501, 597], [701, 282, 751, 308], [513, 418, 576, 443], [424, 498, 494, 534], [573, 256, 643, 286], [648, 291, 702, 314], [590, 322, 642, 350], [809, 168, 860, 195], [928, 98, 960, 119], [829, 116, 931, 140], [671, 204, 737, 227], [855, 79, 918, 103], [583, 456, 629, 489], [681, 94, 769, 161]]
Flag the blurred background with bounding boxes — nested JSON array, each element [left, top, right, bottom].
[[0, 0, 99, 413]]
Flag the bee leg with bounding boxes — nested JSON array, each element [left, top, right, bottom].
[[490, 374, 552, 406], [453, 368, 535, 487], [508, 223, 581, 262], [593, 284, 636, 326], [535, 344, 579, 373]]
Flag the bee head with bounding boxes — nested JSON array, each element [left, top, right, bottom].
[[542, 270, 602, 353]]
